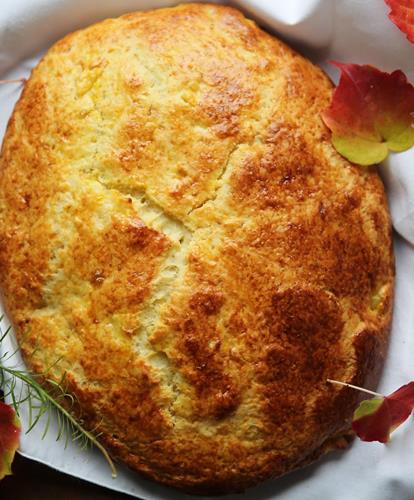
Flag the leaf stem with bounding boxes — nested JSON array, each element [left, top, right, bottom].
[[0, 364, 117, 478], [0, 78, 26, 85], [327, 379, 384, 398]]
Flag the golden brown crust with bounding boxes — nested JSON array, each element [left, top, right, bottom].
[[0, 3, 394, 494]]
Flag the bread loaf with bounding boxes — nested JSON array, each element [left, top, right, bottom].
[[0, 4, 394, 494]]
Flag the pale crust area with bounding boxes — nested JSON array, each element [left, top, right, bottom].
[[0, 4, 393, 494]]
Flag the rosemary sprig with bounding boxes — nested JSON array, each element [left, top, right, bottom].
[[0, 316, 117, 478]]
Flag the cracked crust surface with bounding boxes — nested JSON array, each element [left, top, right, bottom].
[[0, 4, 394, 495]]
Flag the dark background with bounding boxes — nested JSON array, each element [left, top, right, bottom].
[[0, 454, 133, 499]]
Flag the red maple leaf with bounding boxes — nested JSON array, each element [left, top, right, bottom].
[[322, 62, 414, 165], [385, 0, 414, 43], [0, 401, 21, 480], [329, 380, 414, 443], [352, 382, 414, 443]]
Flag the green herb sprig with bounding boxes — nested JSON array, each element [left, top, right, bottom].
[[0, 316, 116, 477]]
